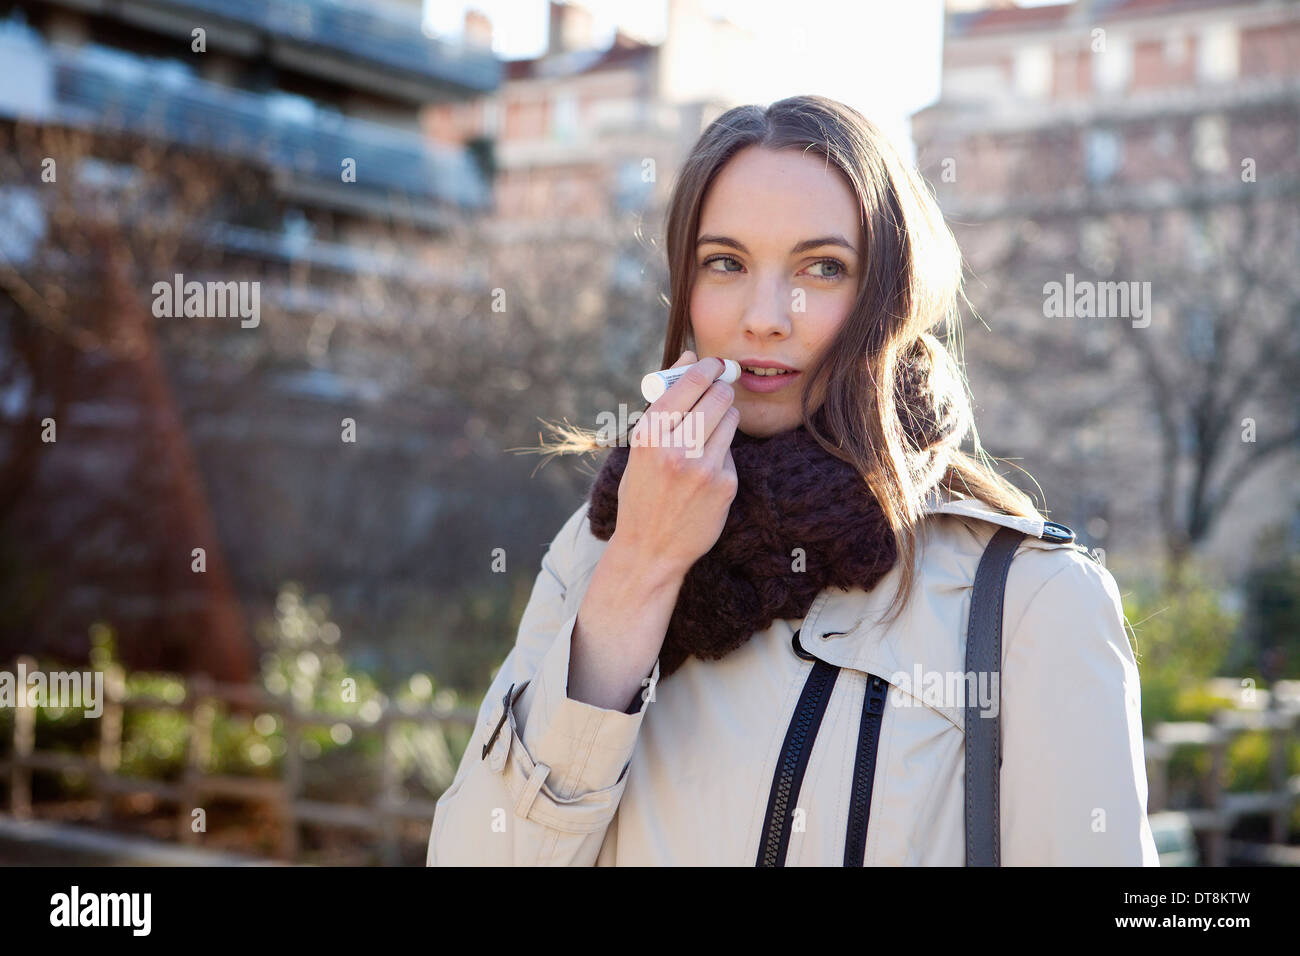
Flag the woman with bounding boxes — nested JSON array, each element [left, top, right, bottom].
[[427, 95, 1159, 866]]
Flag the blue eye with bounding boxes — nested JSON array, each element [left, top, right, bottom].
[[700, 256, 848, 280], [807, 259, 845, 279], [702, 255, 743, 273]]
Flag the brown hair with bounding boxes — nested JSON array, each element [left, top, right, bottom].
[[531, 94, 1042, 619]]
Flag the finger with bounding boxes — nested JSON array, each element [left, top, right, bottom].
[[675, 376, 734, 453], [649, 356, 726, 422], [697, 404, 741, 471]]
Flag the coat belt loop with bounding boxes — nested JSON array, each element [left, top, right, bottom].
[[514, 760, 550, 819]]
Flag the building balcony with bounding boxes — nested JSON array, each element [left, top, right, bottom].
[[0, 29, 491, 224], [39, 0, 501, 103]]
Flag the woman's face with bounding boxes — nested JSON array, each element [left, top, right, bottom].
[[689, 145, 862, 438]]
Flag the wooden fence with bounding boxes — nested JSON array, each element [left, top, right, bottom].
[[0, 655, 477, 865], [1145, 678, 1300, 866], [3, 657, 1299, 865]]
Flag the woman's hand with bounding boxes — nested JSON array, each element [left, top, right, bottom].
[[611, 349, 741, 580], [568, 350, 740, 711]]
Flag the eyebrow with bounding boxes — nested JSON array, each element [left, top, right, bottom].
[[695, 234, 858, 256]]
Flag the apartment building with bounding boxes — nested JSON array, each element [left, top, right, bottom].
[[0, 0, 503, 677], [911, 0, 1300, 578], [426, 0, 759, 227]]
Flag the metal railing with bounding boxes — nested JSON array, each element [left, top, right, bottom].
[[176, 0, 499, 90], [49, 43, 490, 208], [40, 0, 500, 92]]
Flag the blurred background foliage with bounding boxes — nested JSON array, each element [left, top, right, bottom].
[[1, 587, 473, 812]]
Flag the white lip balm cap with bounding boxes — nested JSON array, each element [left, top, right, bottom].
[[641, 358, 740, 403]]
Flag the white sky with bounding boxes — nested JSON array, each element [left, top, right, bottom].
[[424, 0, 953, 153]]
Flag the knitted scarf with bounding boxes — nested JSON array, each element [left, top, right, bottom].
[[585, 348, 969, 679]]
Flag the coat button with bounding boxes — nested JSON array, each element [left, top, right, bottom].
[[1040, 520, 1075, 543]]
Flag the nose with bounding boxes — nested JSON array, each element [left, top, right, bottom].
[[739, 273, 793, 340]]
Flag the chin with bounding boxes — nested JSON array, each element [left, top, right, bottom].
[[737, 411, 798, 440]]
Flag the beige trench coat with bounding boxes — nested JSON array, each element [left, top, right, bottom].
[[427, 491, 1160, 866]]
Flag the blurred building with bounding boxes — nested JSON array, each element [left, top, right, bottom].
[[0, 0, 503, 678], [426, 0, 758, 227], [918, 0, 1298, 203], [912, 0, 1300, 576], [0, 0, 495, 228]]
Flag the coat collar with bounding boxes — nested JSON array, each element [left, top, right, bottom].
[[796, 489, 1068, 732]]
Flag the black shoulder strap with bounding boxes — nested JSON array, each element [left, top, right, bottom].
[[964, 525, 1025, 867]]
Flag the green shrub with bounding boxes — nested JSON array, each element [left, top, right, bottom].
[[1123, 569, 1237, 727], [27, 589, 469, 805]]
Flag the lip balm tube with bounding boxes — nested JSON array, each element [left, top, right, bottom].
[[641, 358, 740, 403]]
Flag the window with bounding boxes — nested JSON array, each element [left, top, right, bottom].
[[1013, 45, 1052, 99], [481, 98, 499, 137], [1185, 213, 1214, 271], [1085, 128, 1123, 184], [1153, 122, 1175, 156], [1192, 114, 1228, 172], [1197, 23, 1239, 83], [1092, 34, 1132, 95], [1163, 30, 1188, 66], [942, 65, 1009, 102], [613, 157, 654, 211], [551, 91, 578, 142]]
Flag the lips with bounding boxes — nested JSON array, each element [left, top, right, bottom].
[[737, 361, 801, 393], [737, 359, 799, 373]]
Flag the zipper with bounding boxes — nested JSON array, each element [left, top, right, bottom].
[[843, 673, 889, 866], [755, 629, 839, 866]]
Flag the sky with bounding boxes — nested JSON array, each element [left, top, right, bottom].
[[423, 0, 954, 154]]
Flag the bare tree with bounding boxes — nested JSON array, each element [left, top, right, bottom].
[[934, 106, 1300, 588]]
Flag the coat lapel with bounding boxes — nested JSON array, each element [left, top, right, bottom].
[[797, 491, 1068, 732]]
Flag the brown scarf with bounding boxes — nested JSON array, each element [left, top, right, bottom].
[[585, 347, 968, 679]]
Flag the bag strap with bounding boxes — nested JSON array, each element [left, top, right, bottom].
[[760, 523, 1030, 867], [964, 525, 1026, 867]]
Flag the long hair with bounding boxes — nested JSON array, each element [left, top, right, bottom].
[[530, 94, 1043, 620]]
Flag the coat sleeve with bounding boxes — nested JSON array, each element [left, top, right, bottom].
[[998, 549, 1161, 865], [426, 503, 660, 866]]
